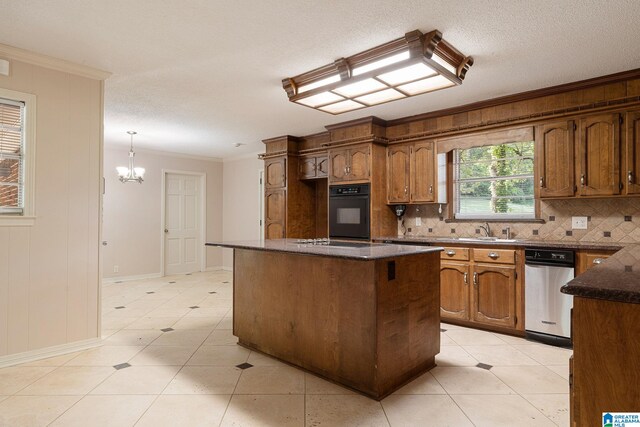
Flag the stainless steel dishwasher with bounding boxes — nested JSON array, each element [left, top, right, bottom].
[[525, 248, 575, 347]]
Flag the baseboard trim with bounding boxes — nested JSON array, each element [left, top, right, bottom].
[[0, 337, 103, 368], [204, 266, 225, 272], [221, 266, 233, 272], [102, 272, 162, 284]]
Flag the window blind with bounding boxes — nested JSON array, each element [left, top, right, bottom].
[[0, 98, 24, 214]]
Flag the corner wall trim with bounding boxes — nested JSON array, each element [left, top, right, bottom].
[[0, 338, 102, 369], [102, 272, 163, 284]]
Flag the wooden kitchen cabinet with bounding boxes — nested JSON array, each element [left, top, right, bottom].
[[299, 154, 329, 180], [575, 249, 617, 275], [471, 264, 517, 329], [386, 140, 436, 204], [576, 112, 622, 196], [264, 189, 286, 239], [626, 111, 640, 194], [440, 262, 470, 321], [265, 157, 286, 189], [387, 145, 410, 203], [439, 245, 523, 333], [536, 120, 576, 198], [329, 145, 370, 183], [411, 141, 436, 203]]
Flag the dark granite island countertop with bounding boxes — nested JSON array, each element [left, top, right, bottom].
[[206, 238, 443, 260], [561, 244, 640, 304]]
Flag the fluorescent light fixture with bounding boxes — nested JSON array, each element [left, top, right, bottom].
[[295, 91, 344, 107], [377, 63, 436, 85], [282, 29, 473, 114], [352, 51, 410, 76], [333, 78, 387, 98], [355, 88, 405, 106], [397, 75, 455, 95], [298, 74, 341, 93], [319, 100, 365, 114]]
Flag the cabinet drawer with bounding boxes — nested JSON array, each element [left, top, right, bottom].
[[473, 248, 515, 264], [440, 247, 470, 261]]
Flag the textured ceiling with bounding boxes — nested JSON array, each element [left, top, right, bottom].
[[1, 0, 640, 158]]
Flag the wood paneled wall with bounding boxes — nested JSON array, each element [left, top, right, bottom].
[[0, 58, 104, 358]]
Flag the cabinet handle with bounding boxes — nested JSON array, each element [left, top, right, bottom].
[[344, 166, 348, 175], [347, 166, 351, 175], [404, 186, 408, 194], [629, 170, 634, 184], [473, 272, 478, 286], [445, 250, 456, 256], [488, 252, 500, 259], [429, 185, 433, 194], [580, 174, 585, 187], [539, 177, 544, 188], [463, 272, 468, 285], [592, 258, 605, 265]]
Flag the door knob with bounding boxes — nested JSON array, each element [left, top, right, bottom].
[[164, 229, 169, 233], [101, 241, 107, 246]]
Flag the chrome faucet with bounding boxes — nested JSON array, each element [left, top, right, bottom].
[[479, 222, 491, 237]]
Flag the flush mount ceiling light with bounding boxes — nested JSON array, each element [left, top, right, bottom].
[[282, 29, 473, 114], [116, 131, 145, 183]]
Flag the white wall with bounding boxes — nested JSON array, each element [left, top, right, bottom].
[[222, 155, 263, 269], [0, 54, 104, 359], [102, 148, 223, 279]]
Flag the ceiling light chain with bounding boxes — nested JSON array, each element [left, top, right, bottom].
[[282, 29, 473, 114]]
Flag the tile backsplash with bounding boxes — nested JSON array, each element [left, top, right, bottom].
[[399, 198, 640, 243]]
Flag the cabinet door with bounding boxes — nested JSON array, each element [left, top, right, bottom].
[[348, 145, 370, 181], [265, 157, 286, 189], [626, 111, 640, 194], [471, 264, 517, 328], [316, 156, 329, 178], [299, 156, 316, 180], [440, 262, 470, 321], [387, 145, 410, 203], [410, 141, 436, 202], [264, 189, 286, 239], [577, 113, 621, 196], [329, 149, 349, 182], [536, 120, 575, 198]]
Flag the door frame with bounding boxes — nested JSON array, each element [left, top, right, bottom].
[[160, 170, 207, 277], [259, 169, 264, 241]]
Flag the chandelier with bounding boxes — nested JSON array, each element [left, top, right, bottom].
[[282, 29, 473, 114], [116, 131, 145, 183]]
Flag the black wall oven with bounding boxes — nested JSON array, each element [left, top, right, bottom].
[[329, 184, 370, 240]]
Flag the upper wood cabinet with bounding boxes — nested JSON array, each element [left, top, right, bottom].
[[265, 157, 286, 189], [328, 145, 371, 183], [299, 154, 328, 180], [386, 140, 436, 204], [536, 120, 575, 198], [411, 141, 436, 203], [576, 113, 622, 196], [626, 111, 640, 194], [471, 264, 517, 329], [387, 145, 410, 203]]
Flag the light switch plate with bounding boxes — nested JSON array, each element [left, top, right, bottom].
[[415, 217, 422, 226], [572, 216, 588, 230]]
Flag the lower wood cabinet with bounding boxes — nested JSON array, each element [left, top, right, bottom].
[[440, 246, 523, 333], [575, 249, 617, 275]]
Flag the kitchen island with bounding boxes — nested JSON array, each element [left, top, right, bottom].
[[206, 239, 442, 399]]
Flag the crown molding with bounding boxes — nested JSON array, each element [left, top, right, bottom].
[[0, 43, 111, 80]]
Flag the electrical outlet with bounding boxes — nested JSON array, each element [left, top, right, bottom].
[[113, 265, 119, 273], [572, 216, 588, 230], [415, 217, 422, 226]]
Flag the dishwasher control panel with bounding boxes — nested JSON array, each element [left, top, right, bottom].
[[525, 249, 575, 266]]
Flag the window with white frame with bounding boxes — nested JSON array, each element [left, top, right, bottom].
[[0, 88, 35, 222], [453, 141, 535, 220]]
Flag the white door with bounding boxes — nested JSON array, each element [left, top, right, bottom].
[[164, 173, 201, 275]]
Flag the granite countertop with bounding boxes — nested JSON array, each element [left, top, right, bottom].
[[374, 235, 624, 251], [561, 244, 640, 304], [206, 239, 443, 260]]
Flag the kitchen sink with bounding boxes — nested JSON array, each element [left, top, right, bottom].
[[435, 237, 519, 243]]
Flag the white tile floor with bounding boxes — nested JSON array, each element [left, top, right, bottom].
[[0, 271, 571, 426]]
